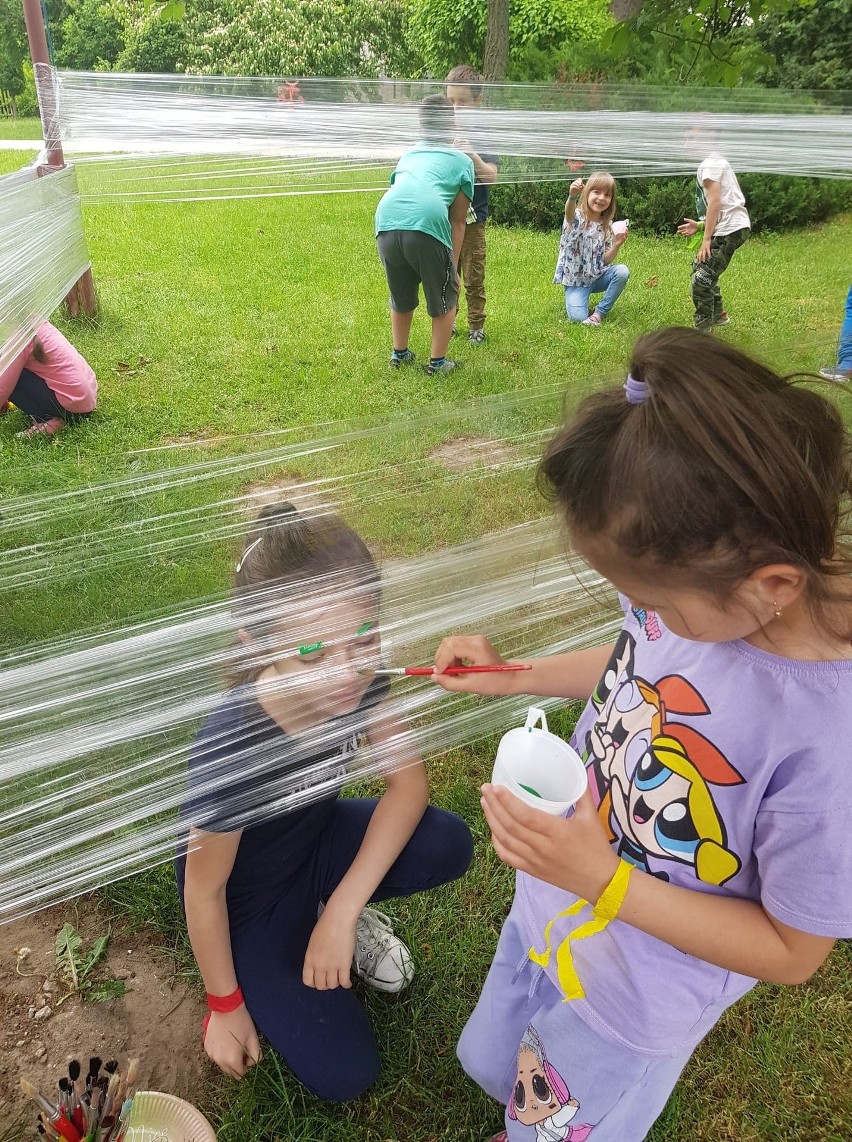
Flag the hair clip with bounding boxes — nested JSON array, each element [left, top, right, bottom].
[[623, 373, 650, 405], [235, 536, 263, 573]]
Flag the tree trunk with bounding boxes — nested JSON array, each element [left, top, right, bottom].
[[483, 0, 509, 81], [610, 0, 642, 18]]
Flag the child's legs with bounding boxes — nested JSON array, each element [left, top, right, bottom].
[[838, 281, 852, 371], [377, 230, 420, 347], [459, 221, 487, 330], [564, 285, 592, 322], [590, 263, 630, 316], [691, 228, 748, 329], [231, 899, 381, 1102], [501, 991, 691, 1142], [8, 368, 67, 423], [400, 230, 460, 360], [457, 906, 545, 1101], [317, 798, 474, 901]]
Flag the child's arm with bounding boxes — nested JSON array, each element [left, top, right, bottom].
[[302, 707, 429, 991], [696, 177, 721, 262], [564, 178, 583, 224], [184, 827, 262, 1078], [449, 191, 471, 268], [603, 231, 628, 264], [482, 787, 836, 986], [432, 634, 615, 700]]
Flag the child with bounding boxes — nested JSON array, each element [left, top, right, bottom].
[[376, 95, 474, 376], [554, 174, 629, 326], [445, 65, 500, 345], [677, 151, 750, 332], [433, 327, 852, 1141], [820, 281, 852, 380], [177, 503, 473, 1098], [0, 321, 97, 437]]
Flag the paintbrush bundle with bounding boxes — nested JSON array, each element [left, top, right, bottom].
[[21, 1056, 139, 1142]]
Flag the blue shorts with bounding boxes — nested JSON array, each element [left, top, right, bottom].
[[458, 905, 692, 1142]]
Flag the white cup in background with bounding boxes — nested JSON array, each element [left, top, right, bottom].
[[612, 219, 629, 237], [491, 706, 587, 815]]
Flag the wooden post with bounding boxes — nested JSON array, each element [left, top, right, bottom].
[[20, 0, 97, 316]]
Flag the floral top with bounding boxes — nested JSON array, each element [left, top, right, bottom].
[[553, 209, 613, 288]]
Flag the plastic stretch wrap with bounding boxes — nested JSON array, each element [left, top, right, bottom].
[[0, 159, 90, 377], [39, 69, 851, 203], [0, 515, 619, 922]]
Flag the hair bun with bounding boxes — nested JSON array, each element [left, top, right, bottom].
[[257, 501, 299, 524]]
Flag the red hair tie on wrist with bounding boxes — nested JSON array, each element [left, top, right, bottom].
[[206, 985, 244, 1013]]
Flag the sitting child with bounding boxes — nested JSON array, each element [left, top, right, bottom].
[[0, 321, 97, 437]]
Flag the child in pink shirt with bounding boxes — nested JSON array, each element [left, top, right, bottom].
[[0, 322, 97, 437]]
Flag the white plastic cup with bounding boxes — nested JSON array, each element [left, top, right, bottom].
[[612, 219, 629, 236], [491, 706, 587, 815]]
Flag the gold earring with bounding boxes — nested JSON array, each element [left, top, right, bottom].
[[772, 601, 782, 618]]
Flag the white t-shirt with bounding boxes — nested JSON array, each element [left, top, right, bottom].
[[696, 152, 750, 237]]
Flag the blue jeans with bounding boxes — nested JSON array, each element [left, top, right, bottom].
[[564, 263, 630, 322], [838, 282, 852, 371]]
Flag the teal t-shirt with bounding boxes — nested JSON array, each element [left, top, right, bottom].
[[375, 144, 475, 250]]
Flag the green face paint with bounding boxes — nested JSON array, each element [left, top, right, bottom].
[[298, 641, 324, 655], [357, 621, 376, 636], [297, 621, 375, 656]]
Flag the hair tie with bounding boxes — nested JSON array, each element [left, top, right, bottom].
[[236, 536, 263, 573], [624, 373, 649, 405]]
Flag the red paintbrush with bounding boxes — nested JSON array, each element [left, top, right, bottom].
[[364, 664, 532, 676]]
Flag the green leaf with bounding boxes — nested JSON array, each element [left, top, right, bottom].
[[160, 2, 186, 23], [86, 978, 129, 1003], [54, 922, 82, 962], [601, 22, 630, 57], [80, 933, 110, 980]]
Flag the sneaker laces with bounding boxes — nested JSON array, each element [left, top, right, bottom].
[[355, 909, 398, 971]]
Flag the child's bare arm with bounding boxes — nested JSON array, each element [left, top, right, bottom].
[[432, 634, 615, 699], [697, 178, 722, 261], [564, 177, 584, 223], [184, 828, 262, 1078], [481, 787, 836, 986], [449, 190, 471, 267]]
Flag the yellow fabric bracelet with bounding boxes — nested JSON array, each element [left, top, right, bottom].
[[529, 859, 634, 1003]]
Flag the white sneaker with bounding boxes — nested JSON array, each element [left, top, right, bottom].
[[353, 908, 414, 993]]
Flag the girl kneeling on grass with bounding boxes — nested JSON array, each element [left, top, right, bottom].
[[554, 173, 629, 326], [177, 502, 473, 1100], [0, 321, 97, 437], [434, 327, 852, 1141]]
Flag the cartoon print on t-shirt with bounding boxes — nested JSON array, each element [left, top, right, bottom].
[[631, 606, 661, 641], [508, 1025, 594, 1141], [584, 629, 744, 886]]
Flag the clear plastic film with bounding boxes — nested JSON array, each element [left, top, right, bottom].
[[0, 158, 90, 377], [0, 383, 628, 921], [38, 68, 852, 203]]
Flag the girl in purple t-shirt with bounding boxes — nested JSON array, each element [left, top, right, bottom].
[[434, 327, 852, 1142]]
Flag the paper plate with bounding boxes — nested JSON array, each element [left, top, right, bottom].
[[125, 1091, 218, 1141]]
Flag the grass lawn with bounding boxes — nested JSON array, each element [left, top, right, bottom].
[[2, 145, 850, 1141], [0, 116, 42, 140]]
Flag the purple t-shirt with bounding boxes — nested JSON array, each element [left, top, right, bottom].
[[516, 601, 852, 1056]]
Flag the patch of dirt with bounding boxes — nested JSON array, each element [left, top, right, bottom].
[[158, 430, 233, 449], [0, 902, 210, 1121], [427, 435, 523, 472], [240, 471, 331, 516]]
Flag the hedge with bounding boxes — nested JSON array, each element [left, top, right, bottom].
[[491, 168, 852, 235]]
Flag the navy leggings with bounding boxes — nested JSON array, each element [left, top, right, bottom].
[[8, 368, 90, 425], [230, 799, 473, 1101]]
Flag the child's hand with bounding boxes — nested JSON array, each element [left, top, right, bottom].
[[695, 237, 713, 263], [431, 635, 520, 695], [676, 217, 700, 237], [569, 178, 584, 198], [203, 1006, 262, 1080], [303, 905, 357, 990], [480, 783, 619, 903]]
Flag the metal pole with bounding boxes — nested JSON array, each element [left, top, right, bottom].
[[20, 0, 97, 315]]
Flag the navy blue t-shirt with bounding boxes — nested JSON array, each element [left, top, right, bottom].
[[471, 150, 500, 222], [175, 675, 390, 922]]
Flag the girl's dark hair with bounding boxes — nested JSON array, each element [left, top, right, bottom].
[[419, 94, 456, 143], [230, 502, 379, 682], [31, 336, 49, 365], [538, 327, 852, 635]]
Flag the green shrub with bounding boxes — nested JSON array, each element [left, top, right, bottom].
[[491, 167, 852, 235]]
